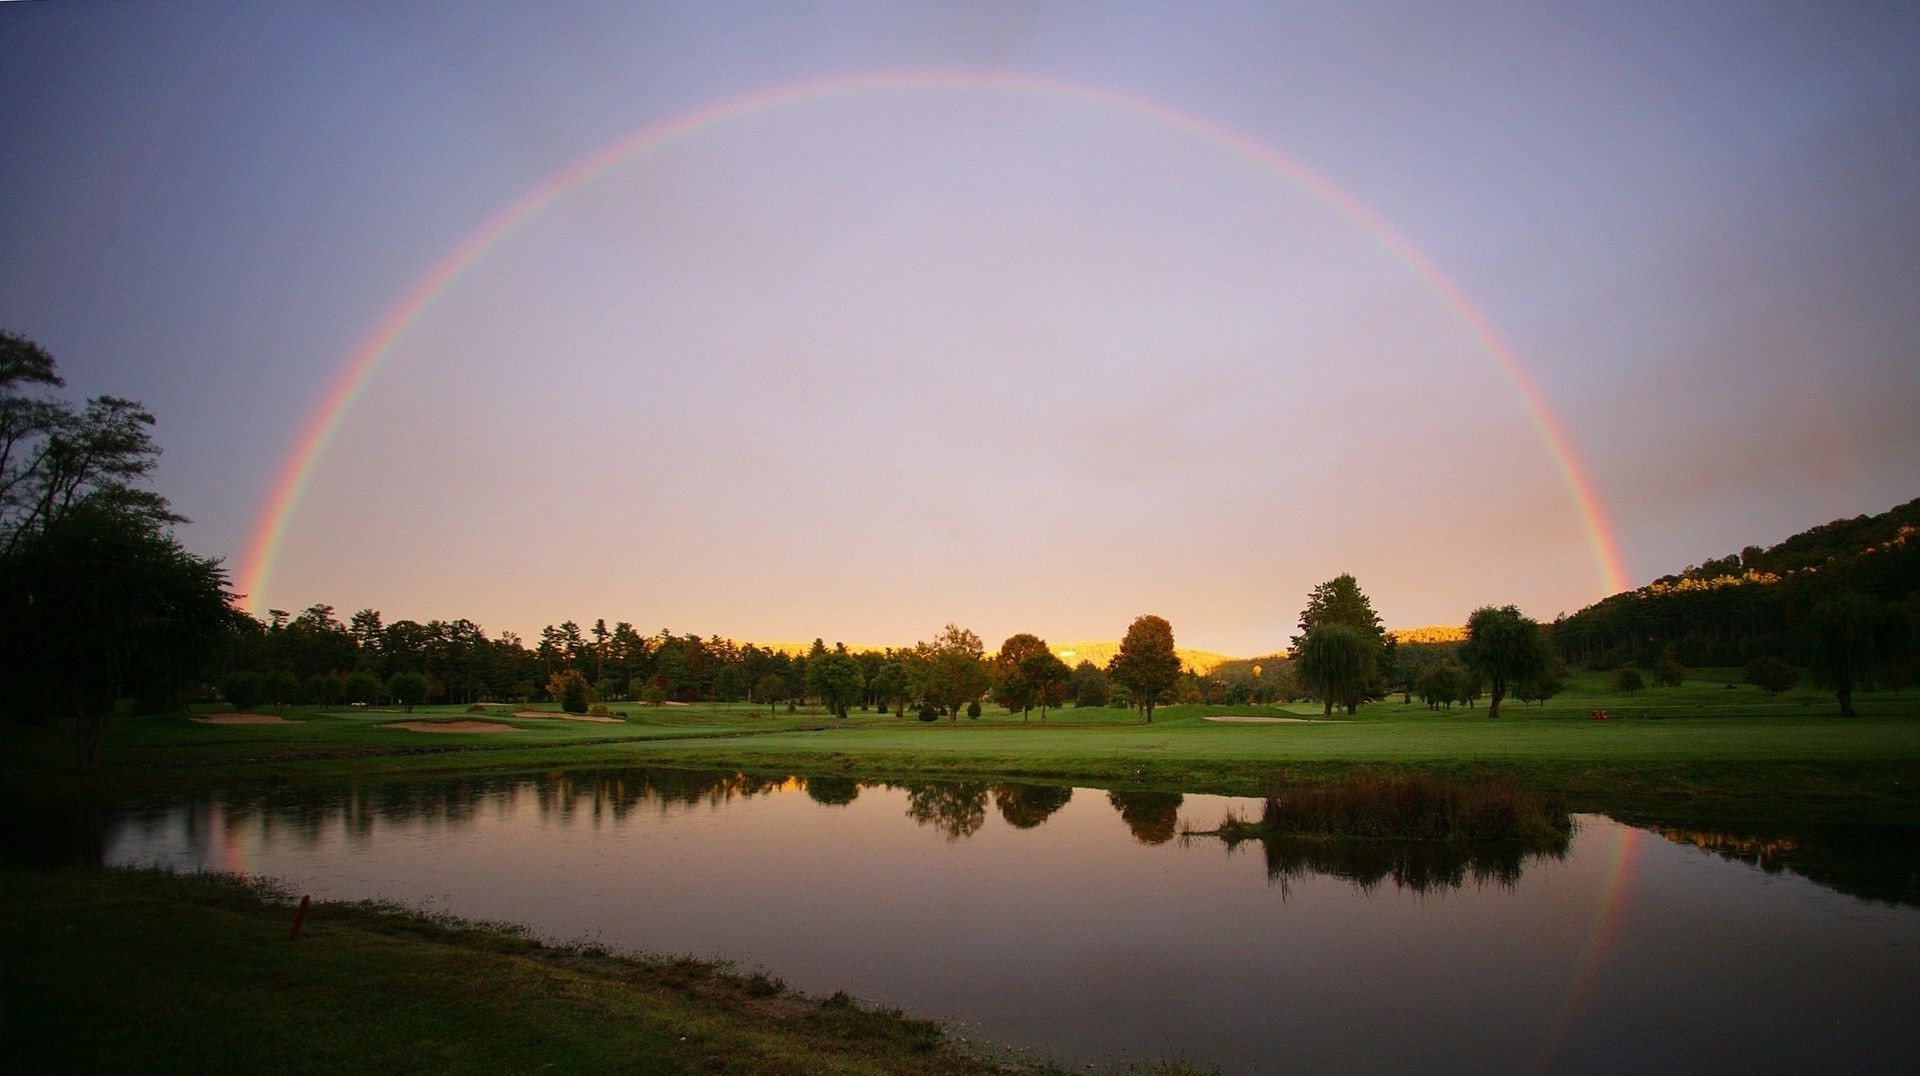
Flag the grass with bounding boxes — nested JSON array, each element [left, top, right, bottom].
[[0, 867, 1045, 1075], [6, 669, 1919, 828]]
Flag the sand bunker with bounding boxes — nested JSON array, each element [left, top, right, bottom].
[[514, 710, 620, 723], [1202, 715, 1342, 724], [382, 720, 521, 734], [193, 713, 298, 725]]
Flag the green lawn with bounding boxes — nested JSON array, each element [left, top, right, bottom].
[[8, 673, 1919, 826]]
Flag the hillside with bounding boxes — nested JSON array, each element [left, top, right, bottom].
[[1553, 495, 1919, 668], [1051, 640, 1238, 675]]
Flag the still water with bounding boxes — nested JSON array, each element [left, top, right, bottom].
[[92, 770, 1919, 1073]]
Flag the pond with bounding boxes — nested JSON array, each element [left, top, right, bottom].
[[73, 769, 1920, 1072]]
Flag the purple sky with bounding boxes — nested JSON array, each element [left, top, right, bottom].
[[4, 3, 1916, 654]]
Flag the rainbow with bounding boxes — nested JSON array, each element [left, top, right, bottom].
[[1532, 819, 1645, 1070], [237, 69, 1631, 610]]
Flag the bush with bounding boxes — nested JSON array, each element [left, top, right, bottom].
[[1745, 656, 1798, 697], [917, 704, 939, 723], [218, 671, 263, 711], [465, 703, 488, 714], [588, 703, 611, 717], [387, 672, 429, 712], [1610, 667, 1644, 695], [966, 700, 981, 719]]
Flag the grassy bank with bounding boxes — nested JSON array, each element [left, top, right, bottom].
[[0, 868, 1051, 1075], [6, 673, 1920, 827]]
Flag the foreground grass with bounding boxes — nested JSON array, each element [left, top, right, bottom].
[[0, 868, 1049, 1075]]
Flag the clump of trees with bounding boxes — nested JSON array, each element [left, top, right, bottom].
[[991, 633, 1071, 722], [0, 332, 239, 768]]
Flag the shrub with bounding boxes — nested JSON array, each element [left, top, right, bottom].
[[917, 704, 939, 723], [1745, 656, 1798, 697], [218, 671, 263, 711], [966, 700, 982, 719], [387, 671, 429, 712], [465, 703, 487, 714], [1610, 667, 1644, 694], [588, 702, 611, 717]]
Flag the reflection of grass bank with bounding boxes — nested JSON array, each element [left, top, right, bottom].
[[0, 868, 1041, 1075], [1209, 772, 1570, 843], [1189, 773, 1574, 894]]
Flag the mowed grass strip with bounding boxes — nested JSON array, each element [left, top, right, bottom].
[[0, 868, 1022, 1075]]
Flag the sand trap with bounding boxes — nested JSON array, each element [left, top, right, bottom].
[[514, 710, 620, 723], [193, 713, 298, 725], [1202, 715, 1343, 724], [382, 720, 521, 734]]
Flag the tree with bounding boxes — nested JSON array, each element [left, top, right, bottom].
[[1514, 661, 1568, 706], [219, 671, 263, 711], [0, 497, 235, 768], [2, 331, 178, 560], [1416, 660, 1468, 709], [548, 669, 590, 714], [1806, 592, 1903, 716], [753, 673, 787, 715], [1610, 667, 1644, 695], [910, 624, 990, 724], [1744, 656, 1798, 697], [992, 634, 1047, 721], [1026, 648, 1071, 720], [1652, 653, 1686, 688], [1070, 660, 1109, 707], [388, 671, 429, 712], [710, 665, 745, 707], [869, 662, 910, 716], [342, 670, 385, 706], [1296, 624, 1373, 715], [811, 649, 864, 719], [1459, 605, 1550, 719], [1107, 615, 1180, 722], [1291, 573, 1388, 701]]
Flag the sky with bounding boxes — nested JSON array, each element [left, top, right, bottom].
[[3, 2, 1916, 655]]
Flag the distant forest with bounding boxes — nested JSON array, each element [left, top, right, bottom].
[[1551, 497, 1919, 675]]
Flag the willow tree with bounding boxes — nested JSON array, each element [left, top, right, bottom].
[[1459, 605, 1550, 719], [1291, 574, 1388, 702], [1297, 623, 1374, 715]]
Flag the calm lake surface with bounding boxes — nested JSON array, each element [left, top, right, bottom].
[[87, 769, 1920, 1073]]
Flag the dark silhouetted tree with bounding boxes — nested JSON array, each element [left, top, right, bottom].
[[1744, 656, 1797, 697], [1460, 605, 1551, 719]]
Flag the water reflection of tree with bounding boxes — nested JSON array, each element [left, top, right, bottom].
[[1230, 833, 1568, 896], [1647, 822, 1920, 907], [992, 784, 1073, 829], [804, 776, 860, 806], [904, 782, 990, 841], [1108, 789, 1183, 845]]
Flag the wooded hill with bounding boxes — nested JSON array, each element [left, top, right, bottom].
[[1551, 497, 1920, 670]]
